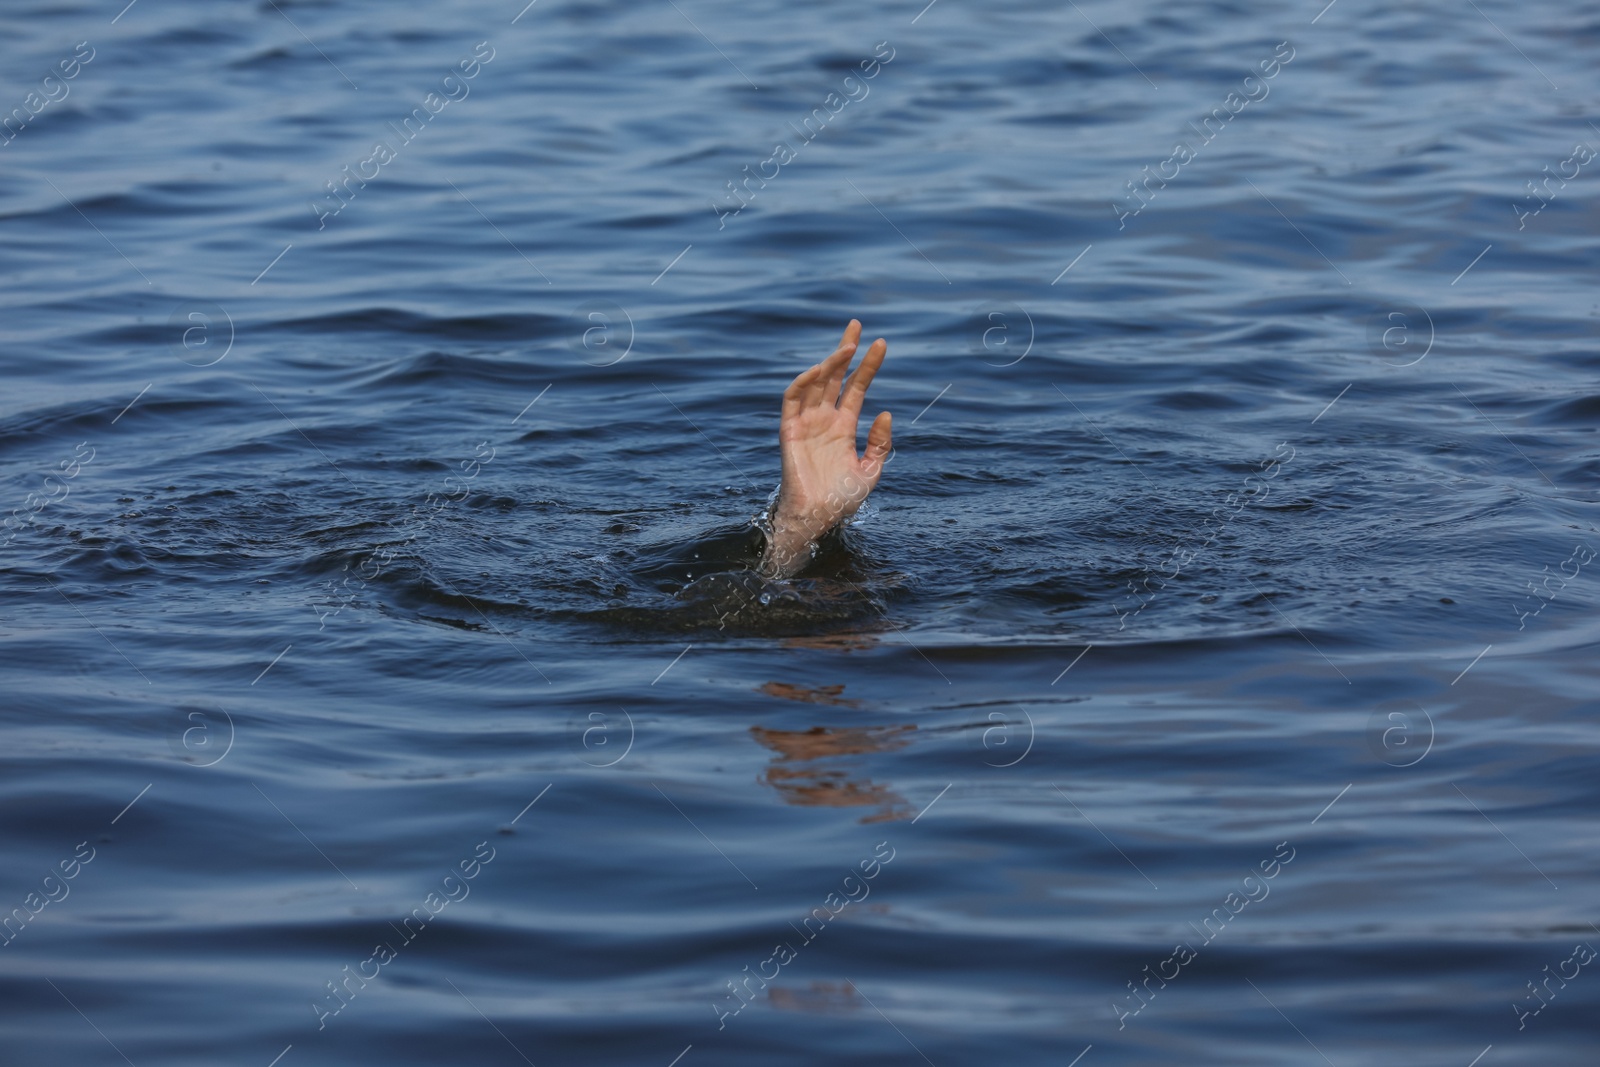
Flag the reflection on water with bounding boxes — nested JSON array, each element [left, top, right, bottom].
[[768, 980, 863, 1016], [758, 681, 859, 707], [779, 633, 882, 652], [751, 722, 917, 823]]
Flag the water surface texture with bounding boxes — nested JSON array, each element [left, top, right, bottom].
[[2, 0, 1598, 1064]]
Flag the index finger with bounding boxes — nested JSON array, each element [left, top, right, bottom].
[[839, 337, 887, 417]]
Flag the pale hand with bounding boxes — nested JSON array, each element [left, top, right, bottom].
[[761, 319, 893, 577]]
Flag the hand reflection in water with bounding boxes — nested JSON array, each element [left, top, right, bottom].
[[752, 682, 915, 823]]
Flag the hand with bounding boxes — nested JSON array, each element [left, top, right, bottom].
[[761, 319, 893, 577]]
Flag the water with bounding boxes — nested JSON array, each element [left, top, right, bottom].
[[2, 0, 1598, 1063]]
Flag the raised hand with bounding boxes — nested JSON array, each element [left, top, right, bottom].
[[761, 319, 893, 577]]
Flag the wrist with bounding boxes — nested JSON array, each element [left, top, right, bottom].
[[762, 493, 833, 577]]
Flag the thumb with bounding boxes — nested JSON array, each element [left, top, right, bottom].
[[863, 410, 892, 476]]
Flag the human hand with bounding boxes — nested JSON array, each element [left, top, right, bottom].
[[761, 319, 892, 577]]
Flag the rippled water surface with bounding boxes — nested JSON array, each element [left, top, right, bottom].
[[3, 0, 1598, 1063]]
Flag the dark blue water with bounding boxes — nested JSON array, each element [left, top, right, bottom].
[[3, 0, 1598, 1063]]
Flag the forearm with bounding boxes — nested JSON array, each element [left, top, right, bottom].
[[760, 497, 830, 577], [760, 464, 881, 577]]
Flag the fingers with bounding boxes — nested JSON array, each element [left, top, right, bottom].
[[782, 362, 821, 422], [821, 350, 852, 407], [838, 318, 862, 351], [813, 320, 861, 408], [840, 337, 887, 417], [783, 321, 867, 421], [862, 410, 892, 478], [801, 358, 834, 409]]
